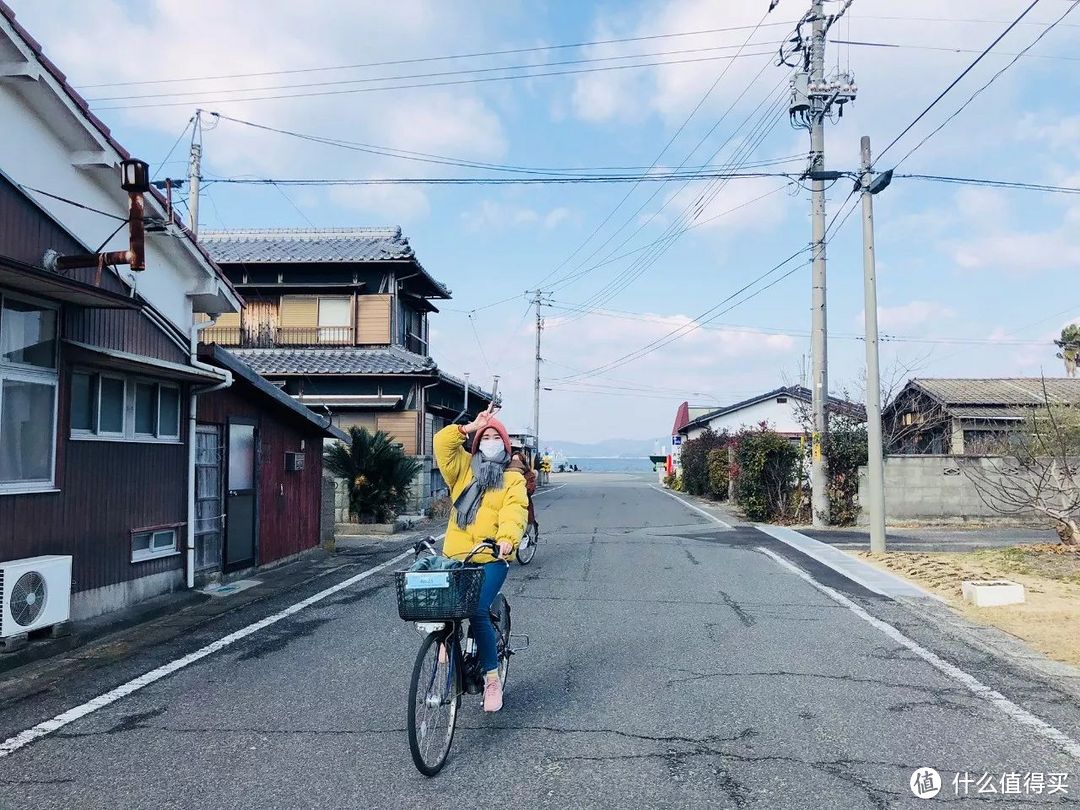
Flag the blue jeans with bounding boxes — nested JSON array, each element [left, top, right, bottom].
[[470, 561, 508, 673]]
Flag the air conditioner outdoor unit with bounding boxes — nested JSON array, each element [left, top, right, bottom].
[[0, 555, 72, 638]]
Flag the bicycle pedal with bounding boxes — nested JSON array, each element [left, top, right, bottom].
[[509, 633, 530, 653]]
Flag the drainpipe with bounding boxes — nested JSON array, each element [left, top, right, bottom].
[[186, 317, 233, 589], [419, 378, 441, 510]]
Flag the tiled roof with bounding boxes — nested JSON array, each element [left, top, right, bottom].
[[200, 228, 413, 264], [912, 378, 1080, 406], [682, 385, 865, 432], [228, 347, 436, 376]]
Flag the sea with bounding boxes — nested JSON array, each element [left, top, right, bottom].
[[562, 457, 655, 473]]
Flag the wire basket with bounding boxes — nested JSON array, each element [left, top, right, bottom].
[[395, 566, 485, 621]]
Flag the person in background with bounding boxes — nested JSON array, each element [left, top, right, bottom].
[[509, 442, 537, 532], [433, 404, 528, 712]]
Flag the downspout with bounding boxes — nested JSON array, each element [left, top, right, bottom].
[[187, 317, 233, 589], [419, 378, 440, 510]]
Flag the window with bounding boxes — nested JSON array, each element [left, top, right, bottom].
[[71, 372, 181, 442], [132, 526, 178, 562], [0, 293, 58, 493]]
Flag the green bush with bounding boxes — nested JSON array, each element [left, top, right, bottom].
[[706, 448, 730, 500], [732, 423, 802, 522], [680, 429, 729, 497], [823, 414, 868, 526], [324, 427, 422, 523]]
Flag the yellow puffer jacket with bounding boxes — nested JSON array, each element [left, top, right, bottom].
[[434, 425, 529, 563]]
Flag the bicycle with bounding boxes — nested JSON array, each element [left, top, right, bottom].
[[516, 520, 539, 565], [396, 538, 527, 776]]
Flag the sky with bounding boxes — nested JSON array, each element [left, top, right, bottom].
[[8, 0, 1079, 445]]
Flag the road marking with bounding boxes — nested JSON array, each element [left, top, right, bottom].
[[0, 542, 429, 759], [536, 484, 566, 496], [649, 485, 733, 529], [758, 547, 1080, 761]]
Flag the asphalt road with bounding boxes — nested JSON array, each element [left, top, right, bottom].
[[1, 474, 1079, 809]]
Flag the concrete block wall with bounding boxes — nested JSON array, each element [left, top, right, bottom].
[[857, 455, 1040, 525], [328, 455, 437, 522]]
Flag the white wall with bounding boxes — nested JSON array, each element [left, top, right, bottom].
[[685, 396, 806, 439]]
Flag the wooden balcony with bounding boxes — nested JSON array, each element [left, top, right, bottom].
[[201, 325, 355, 347]]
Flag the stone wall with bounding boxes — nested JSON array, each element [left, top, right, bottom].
[[857, 455, 1042, 526], [327, 455, 438, 523]]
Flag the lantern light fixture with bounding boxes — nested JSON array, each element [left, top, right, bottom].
[[120, 158, 150, 193]]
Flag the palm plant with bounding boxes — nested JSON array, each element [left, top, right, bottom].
[[324, 427, 423, 523]]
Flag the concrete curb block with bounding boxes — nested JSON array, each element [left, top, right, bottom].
[[755, 524, 945, 602]]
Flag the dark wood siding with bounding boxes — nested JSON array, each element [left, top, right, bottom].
[[64, 307, 189, 364], [197, 386, 324, 566], [0, 358, 188, 594]]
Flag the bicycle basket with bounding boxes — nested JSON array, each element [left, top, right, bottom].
[[395, 566, 485, 621]]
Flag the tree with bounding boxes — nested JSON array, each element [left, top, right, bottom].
[[324, 427, 422, 523], [823, 412, 868, 526], [732, 423, 802, 522], [1056, 324, 1080, 379], [960, 384, 1080, 545]]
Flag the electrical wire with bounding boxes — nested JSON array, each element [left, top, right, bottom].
[[891, 0, 1079, 169], [151, 115, 195, 180], [203, 169, 798, 186], [17, 185, 129, 222], [897, 174, 1080, 194], [830, 38, 1080, 61], [875, 0, 1043, 164], [94, 50, 779, 111], [78, 21, 802, 90]]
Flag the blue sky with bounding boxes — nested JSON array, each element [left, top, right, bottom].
[[10, 0, 1079, 444]]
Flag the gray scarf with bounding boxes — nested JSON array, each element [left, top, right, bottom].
[[454, 449, 508, 530]]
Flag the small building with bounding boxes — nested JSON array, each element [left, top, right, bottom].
[[679, 386, 864, 442], [884, 377, 1080, 455], [194, 346, 346, 578]]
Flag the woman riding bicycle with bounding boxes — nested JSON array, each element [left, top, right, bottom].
[[433, 404, 528, 712]]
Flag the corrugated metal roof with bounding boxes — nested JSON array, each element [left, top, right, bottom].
[[200, 228, 413, 264], [913, 378, 1080, 406], [228, 347, 435, 376]]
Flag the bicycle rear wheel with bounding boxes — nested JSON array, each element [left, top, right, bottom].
[[517, 523, 538, 565], [492, 595, 512, 687], [408, 631, 459, 776]]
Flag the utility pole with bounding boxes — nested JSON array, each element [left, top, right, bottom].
[[860, 135, 892, 553], [188, 109, 202, 238], [808, 0, 829, 526], [785, 1, 856, 525], [532, 290, 544, 455]]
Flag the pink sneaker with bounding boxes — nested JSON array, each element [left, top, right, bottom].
[[482, 676, 503, 712]]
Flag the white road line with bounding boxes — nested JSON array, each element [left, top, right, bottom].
[[0, 541, 430, 759], [535, 484, 567, 496], [649, 484, 733, 529], [758, 547, 1080, 762]]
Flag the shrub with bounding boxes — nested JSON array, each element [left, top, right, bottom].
[[823, 414, 868, 526], [706, 448, 730, 500], [324, 427, 422, 523], [732, 423, 802, 522], [663, 471, 678, 489], [426, 496, 452, 520], [680, 429, 730, 497]]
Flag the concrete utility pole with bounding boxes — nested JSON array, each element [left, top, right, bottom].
[[188, 109, 202, 238], [785, 0, 856, 525], [532, 290, 544, 454], [860, 135, 891, 553], [807, 0, 829, 526]]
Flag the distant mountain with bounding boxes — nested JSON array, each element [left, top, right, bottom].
[[547, 437, 668, 458]]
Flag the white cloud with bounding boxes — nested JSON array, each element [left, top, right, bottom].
[[8, 0, 511, 222], [460, 200, 574, 232], [858, 300, 956, 332]]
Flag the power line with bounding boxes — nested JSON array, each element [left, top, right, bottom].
[[210, 111, 804, 177], [891, 1, 1079, 169], [151, 115, 195, 180], [88, 42, 789, 104], [204, 169, 797, 187], [831, 38, 1080, 60], [18, 185, 129, 222], [875, 0, 1044, 164], [94, 50, 779, 110], [897, 174, 1080, 194], [79, 21, 801, 90]]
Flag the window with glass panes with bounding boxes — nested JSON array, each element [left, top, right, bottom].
[[71, 370, 180, 441], [0, 293, 59, 492]]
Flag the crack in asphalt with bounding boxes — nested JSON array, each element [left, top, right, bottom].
[[664, 668, 973, 701], [716, 590, 754, 627]]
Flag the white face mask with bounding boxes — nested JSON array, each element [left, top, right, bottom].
[[479, 438, 504, 459]]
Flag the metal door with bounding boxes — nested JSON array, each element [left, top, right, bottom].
[[225, 419, 258, 572], [194, 425, 223, 572]]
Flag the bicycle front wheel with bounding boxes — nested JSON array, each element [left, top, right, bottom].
[[408, 631, 459, 777], [517, 524, 538, 565]]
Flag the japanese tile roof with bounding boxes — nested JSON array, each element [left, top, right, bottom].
[[909, 378, 1080, 406], [948, 406, 1028, 421], [681, 386, 865, 432], [228, 347, 436, 376], [200, 228, 413, 264]]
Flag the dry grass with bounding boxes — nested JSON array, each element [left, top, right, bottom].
[[855, 545, 1080, 667]]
